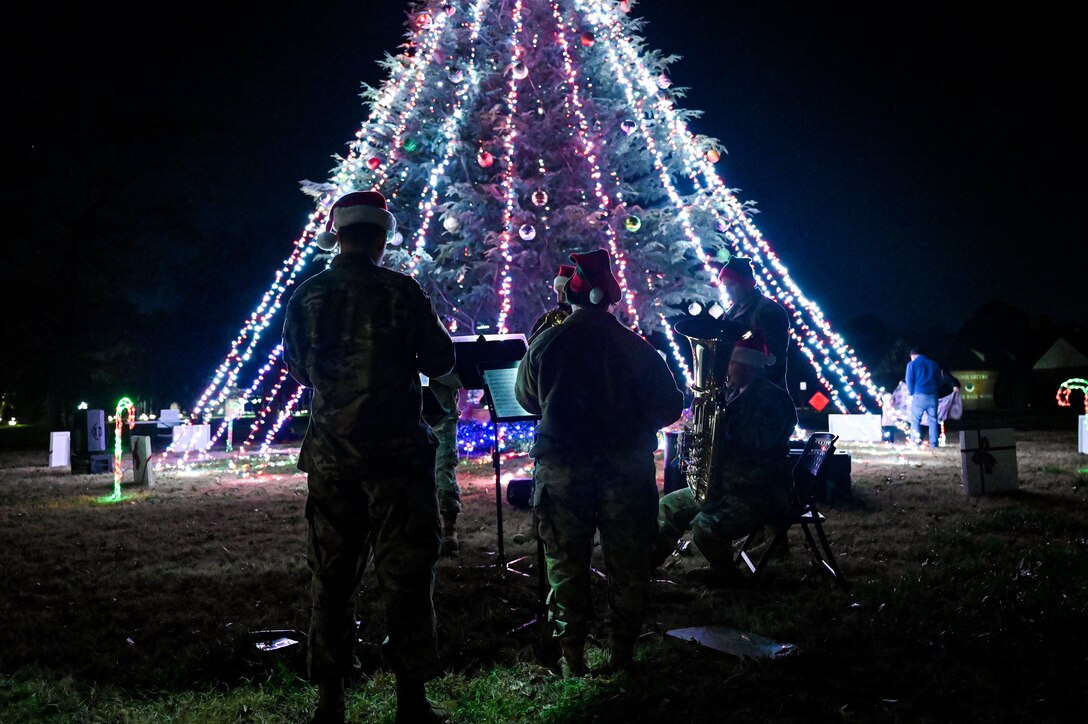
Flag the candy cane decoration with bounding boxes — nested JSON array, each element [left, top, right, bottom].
[[1057, 378, 1088, 414], [111, 397, 136, 500]]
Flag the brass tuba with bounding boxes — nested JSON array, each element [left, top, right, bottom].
[[673, 317, 748, 504]]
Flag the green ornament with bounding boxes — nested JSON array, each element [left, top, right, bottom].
[[624, 215, 642, 232], [403, 138, 420, 154]]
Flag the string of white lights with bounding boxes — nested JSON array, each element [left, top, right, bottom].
[[550, 0, 642, 331], [579, 0, 880, 411], [494, 0, 526, 333]]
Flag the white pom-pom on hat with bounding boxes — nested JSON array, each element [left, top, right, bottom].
[[553, 264, 576, 293], [314, 231, 339, 251], [730, 330, 776, 367], [314, 191, 397, 251], [567, 249, 622, 305]]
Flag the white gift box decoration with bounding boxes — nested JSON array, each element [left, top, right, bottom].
[[49, 431, 70, 467], [131, 435, 155, 486], [828, 413, 882, 442], [171, 423, 211, 452], [959, 428, 1018, 496]]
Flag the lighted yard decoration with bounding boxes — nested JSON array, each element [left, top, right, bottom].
[[1057, 378, 1088, 413], [223, 398, 246, 453], [108, 397, 135, 501], [174, 0, 884, 460]]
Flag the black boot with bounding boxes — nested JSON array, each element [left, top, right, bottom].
[[746, 523, 790, 560], [558, 638, 587, 678], [394, 675, 449, 723], [441, 512, 460, 555], [652, 523, 684, 569], [607, 636, 636, 674], [685, 565, 743, 589], [311, 678, 345, 724]]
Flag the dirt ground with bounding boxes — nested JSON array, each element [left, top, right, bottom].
[[1, 431, 1086, 722]]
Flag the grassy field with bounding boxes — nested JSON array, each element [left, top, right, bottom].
[[1, 432, 1086, 722]]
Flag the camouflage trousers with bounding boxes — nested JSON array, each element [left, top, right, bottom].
[[431, 416, 462, 515], [534, 451, 658, 646], [656, 479, 790, 573], [304, 459, 442, 683]]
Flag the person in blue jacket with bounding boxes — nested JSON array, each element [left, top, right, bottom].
[[906, 347, 943, 447]]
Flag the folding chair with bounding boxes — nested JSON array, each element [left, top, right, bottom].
[[735, 432, 849, 591]]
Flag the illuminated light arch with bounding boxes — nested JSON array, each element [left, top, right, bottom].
[[1057, 378, 1088, 414]]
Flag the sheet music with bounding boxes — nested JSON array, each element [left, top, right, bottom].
[[452, 334, 529, 389], [451, 333, 528, 344], [482, 365, 536, 421]]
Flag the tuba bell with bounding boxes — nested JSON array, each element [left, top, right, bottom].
[[673, 317, 748, 504]]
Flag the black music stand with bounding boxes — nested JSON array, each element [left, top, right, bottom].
[[451, 334, 531, 390], [479, 359, 539, 569], [450, 334, 529, 562]]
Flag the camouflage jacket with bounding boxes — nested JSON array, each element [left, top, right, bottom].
[[711, 376, 798, 497], [514, 306, 684, 459], [283, 253, 455, 477], [422, 372, 461, 427], [725, 291, 791, 391]]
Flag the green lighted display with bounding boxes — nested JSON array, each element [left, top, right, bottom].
[[107, 397, 136, 502]]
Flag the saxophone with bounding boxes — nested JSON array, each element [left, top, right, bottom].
[[674, 318, 748, 504]]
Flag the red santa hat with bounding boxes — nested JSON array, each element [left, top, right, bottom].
[[717, 255, 757, 287], [567, 249, 623, 305], [314, 191, 398, 251], [730, 330, 776, 368], [553, 264, 576, 293]]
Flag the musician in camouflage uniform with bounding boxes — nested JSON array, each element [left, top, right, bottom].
[[718, 256, 791, 392], [515, 249, 683, 676], [513, 264, 576, 547], [528, 264, 574, 343], [654, 332, 797, 586], [423, 371, 463, 554], [283, 191, 455, 724]]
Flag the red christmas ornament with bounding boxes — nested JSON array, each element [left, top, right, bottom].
[[706, 149, 721, 163], [580, 31, 595, 47], [366, 156, 381, 170], [477, 150, 495, 168]]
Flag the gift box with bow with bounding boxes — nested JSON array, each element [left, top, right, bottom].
[[959, 428, 1018, 496]]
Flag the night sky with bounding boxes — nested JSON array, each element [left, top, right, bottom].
[[7, 0, 1086, 404]]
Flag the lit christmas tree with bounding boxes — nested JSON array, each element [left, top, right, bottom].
[[184, 0, 882, 456]]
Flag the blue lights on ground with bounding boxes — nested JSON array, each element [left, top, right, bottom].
[[456, 421, 536, 456]]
